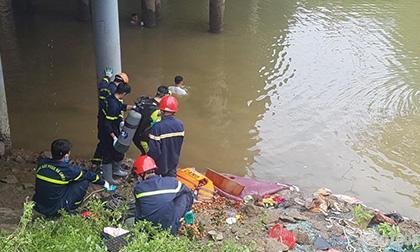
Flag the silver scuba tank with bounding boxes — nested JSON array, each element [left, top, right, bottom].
[[114, 110, 142, 154]]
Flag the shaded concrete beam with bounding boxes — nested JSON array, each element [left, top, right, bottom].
[[141, 0, 160, 28], [0, 54, 11, 148], [209, 0, 225, 33]]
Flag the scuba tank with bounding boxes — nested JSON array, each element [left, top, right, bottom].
[[114, 110, 142, 154]]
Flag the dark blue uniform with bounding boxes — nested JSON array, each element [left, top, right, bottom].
[[93, 76, 118, 163], [148, 116, 184, 177], [33, 158, 104, 217], [134, 175, 193, 235], [97, 76, 117, 105], [98, 95, 127, 164]]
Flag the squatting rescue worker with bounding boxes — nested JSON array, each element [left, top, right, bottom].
[[148, 96, 184, 177], [133, 155, 193, 235], [132, 86, 170, 155], [99, 83, 134, 184], [93, 68, 130, 167], [33, 139, 115, 217]]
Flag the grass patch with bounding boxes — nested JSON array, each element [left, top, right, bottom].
[[0, 200, 249, 252]]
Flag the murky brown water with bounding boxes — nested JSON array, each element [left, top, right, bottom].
[[1, 0, 419, 218]]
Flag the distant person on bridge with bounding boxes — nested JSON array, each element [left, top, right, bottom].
[[99, 83, 134, 184], [168, 75, 188, 96], [132, 85, 170, 155], [93, 68, 130, 169], [148, 96, 184, 177], [132, 155, 193, 235], [33, 139, 115, 217]]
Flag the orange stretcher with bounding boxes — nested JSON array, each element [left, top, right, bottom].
[[176, 168, 215, 201]]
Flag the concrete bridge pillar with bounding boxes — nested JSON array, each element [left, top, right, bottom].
[[91, 0, 121, 81], [77, 0, 91, 21], [141, 0, 160, 28], [0, 54, 11, 148], [209, 0, 225, 33]]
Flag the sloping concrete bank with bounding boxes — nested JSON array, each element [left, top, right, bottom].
[[0, 148, 419, 251]]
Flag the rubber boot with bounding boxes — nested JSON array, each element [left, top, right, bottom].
[[112, 161, 128, 177], [102, 163, 119, 185]]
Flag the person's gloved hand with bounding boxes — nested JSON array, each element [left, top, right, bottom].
[[184, 210, 195, 224], [104, 181, 117, 191], [104, 66, 113, 79], [112, 136, 118, 146]]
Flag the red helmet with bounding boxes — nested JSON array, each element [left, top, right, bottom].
[[133, 155, 157, 175], [159, 96, 178, 113]]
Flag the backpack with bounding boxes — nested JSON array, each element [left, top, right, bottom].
[[134, 96, 160, 140]]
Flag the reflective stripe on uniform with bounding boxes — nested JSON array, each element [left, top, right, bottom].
[[102, 109, 119, 120], [36, 174, 69, 185], [92, 175, 100, 183], [135, 181, 182, 199], [99, 88, 111, 96], [149, 131, 185, 141], [140, 141, 149, 153], [73, 171, 83, 181]]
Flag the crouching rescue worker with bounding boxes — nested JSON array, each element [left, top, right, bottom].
[[132, 85, 170, 155], [148, 96, 184, 177], [99, 83, 133, 184], [33, 139, 115, 217], [133, 155, 193, 235]]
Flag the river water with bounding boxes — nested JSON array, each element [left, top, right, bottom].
[[0, 0, 419, 218]]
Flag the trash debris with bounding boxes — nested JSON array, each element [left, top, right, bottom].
[[268, 224, 297, 249], [369, 211, 397, 226], [384, 212, 404, 224], [103, 227, 130, 237], [243, 195, 253, 203], [225, 211, 237, 224], [314, 236, 331, 250], [383, 241, 405, 252], [208, 230, 224, 241], [306, 188, 332, 215], [255, 194, 285, 208], [226, 217, 237, 225], [81, 211, 92, 218], [333, 194, 362, 205]]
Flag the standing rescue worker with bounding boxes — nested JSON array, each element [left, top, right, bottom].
[[93, 67, 130, 168], [148, 96, 184, 177], [133, 155, 193, 235], [33, 139, 115, 217], [132, 86, 170, 155], [99, 83, 133, 184]]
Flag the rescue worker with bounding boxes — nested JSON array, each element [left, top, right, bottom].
[[168, 75, 188, 96], [132, 85, 170, 155], [93, 68, 130, 168], [133, 155, 193, 235], [99, 83, 134, 184], [33, 139, 115, 217], [148, 96, 184, 177]]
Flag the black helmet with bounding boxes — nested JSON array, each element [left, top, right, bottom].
[[156, 85, 170, 98]]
